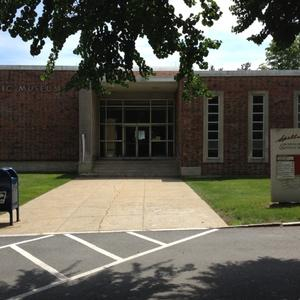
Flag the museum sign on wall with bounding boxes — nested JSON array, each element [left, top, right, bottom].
[[271, 129, 300, 203]]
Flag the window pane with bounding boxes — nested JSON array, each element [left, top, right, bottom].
[[125, 100, 148, 106], [168, 142, 174, 157], [253, 96, 264, 104], [106, 125, 122, 140], [106, 142, 123, 157], [100, 142, 105, 157], [208, 123, 218, 131], [100, 107, 105, 121], [253, 140, 263, 149], [152, 126, 167, 140], [107, 107, 122, 123], [208, 149, 218, 158], [253, 123, 263, 130], [168, 125, 174, 140], [253, 132, 263, 140], [168, 107, 174, 123], [208, 131, 218, 140], [208, 114, 218, 122], [253, 105, 263, 113], [100, 125, 105, 140], [252, 149, 263, 158], [208, 141, 219, 149], [152, 108, 167, 123], [208, 105, 219, 113], [208, 97, 218, 105], [253, 114, 263, 121], [151, 100, 167, 106], [125, 108, 150, 123], [152, 142, 167, 156]]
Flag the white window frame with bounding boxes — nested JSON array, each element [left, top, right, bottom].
[[203, 92, 224, 163], [294, 91, 300, 128], [248, 91, 269, 162]]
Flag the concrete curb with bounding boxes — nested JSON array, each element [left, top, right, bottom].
[[219, 221, 300, 229]]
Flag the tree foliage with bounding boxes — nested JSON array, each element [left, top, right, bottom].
[[238, 62, 251, 71], [0, 0, 222, 98], [264, 36, 300, 70], [230, 0, 300, 48]]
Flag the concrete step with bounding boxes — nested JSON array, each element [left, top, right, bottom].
[[90, 160, 180, 177]]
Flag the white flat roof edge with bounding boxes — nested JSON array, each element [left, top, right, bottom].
[[195, 70, 300, 77], [1, 65, 300, 77]]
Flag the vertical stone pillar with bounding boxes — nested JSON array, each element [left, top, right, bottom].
[[78, 89, 98, 174]]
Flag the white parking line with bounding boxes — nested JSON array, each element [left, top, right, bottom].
[[7, 280, 67, 300], [9, 229, 218, 300], [64, 233, 123, 261], [10, 244, 68, 282], [0, 234, 54, 250], [71, 228, 219, 280], [127, 231, 166, 246]]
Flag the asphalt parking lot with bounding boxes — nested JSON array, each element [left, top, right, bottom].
[[1, 226, 300, 300]]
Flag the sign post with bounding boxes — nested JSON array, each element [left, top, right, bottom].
[[271, 128, 300, 203]]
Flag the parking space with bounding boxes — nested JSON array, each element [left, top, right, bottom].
[[0, 228, 213, 300], [0, 247, 57, 299], [1, 227, 300, 300], [19, 235, 115, 278]]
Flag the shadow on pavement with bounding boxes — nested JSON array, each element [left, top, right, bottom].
[[2, 256, 300, 300], [0, 261, 81, 299]]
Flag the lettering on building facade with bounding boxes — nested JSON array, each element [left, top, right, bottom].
[[0, 84, 61, 93]]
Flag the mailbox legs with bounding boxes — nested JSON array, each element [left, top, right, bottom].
[[8, 208, 19, 225], [16, 207, 20, 222], [9, 211, 13, 226]]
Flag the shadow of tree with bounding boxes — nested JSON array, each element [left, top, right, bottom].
[[0, 261, 81, 299], [2, 256, 300, 300], [184, 257, 300, 300]]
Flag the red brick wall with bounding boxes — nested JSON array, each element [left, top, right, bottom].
[[179, 76, 300, 176], [0, 69, 79, 161]]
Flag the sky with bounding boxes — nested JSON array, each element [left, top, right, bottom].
[[0, 1, 271, 70]]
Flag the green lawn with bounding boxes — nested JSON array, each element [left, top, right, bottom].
[[18, 173, 75, 205], [186, 178, 300, 225]]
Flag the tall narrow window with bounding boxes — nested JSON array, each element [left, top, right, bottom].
[[248, 92, 268, 161], [203, 93, 224, 162], [294, 92, 300, 128]]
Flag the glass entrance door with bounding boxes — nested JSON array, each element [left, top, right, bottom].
[[137, 126, 149, 157], [100, 99, 175, 158], [125, 126, 149, 157], [125, 126, 136, 157]]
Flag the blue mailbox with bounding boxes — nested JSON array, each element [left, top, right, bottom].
[[0, 168, 20, 225]]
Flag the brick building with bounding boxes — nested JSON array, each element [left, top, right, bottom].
[[1, 66, 300, 177]]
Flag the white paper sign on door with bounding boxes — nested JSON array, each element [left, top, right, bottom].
[[138, 130, 145, 140]]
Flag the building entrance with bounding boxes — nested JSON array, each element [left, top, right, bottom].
[[100, 100, 174, 158]]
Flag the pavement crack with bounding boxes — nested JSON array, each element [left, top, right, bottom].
[[98, 181, 123, 230]]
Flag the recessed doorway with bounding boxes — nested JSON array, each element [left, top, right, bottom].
[[100, 99, 175, 158]]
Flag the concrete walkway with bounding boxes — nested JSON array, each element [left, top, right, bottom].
[[0, 178, 226, 234]]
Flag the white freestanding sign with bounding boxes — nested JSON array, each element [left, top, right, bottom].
[[271, 128, 300, 203]]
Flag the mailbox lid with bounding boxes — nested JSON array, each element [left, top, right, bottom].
[[0, 168, 11, 186], [2, 167, 18, 183], [0, 167, 19, 209]]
